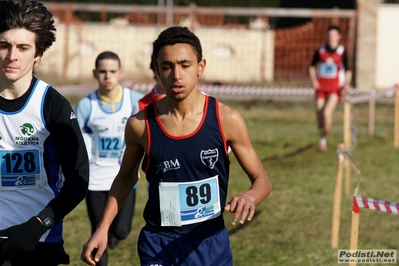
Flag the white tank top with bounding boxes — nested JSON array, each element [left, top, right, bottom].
[[86, 87, 133, 190], [0, 79, 57, 239]]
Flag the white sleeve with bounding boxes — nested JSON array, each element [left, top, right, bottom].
[[131, 101, 140, 116]]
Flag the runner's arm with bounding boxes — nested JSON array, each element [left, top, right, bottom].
[[81, 113, 145, 265], [219, 103, 272, 225]]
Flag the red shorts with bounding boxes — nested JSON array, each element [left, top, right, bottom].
[[315, 89, 342, 103]]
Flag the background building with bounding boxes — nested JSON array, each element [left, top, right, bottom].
[[38, 1, 398, 89]]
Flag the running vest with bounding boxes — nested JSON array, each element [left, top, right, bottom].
[[142, 96, 230, 235], [138, 85, 165, 111], [317, 44, 346, 91], [85, 87, 133, 190], [0, 79, 63, 242]]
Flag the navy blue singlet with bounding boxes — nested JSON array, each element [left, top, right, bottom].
[[142, 95, 230, 235]]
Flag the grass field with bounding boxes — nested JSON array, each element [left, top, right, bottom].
[[63, 96, 399, 266]]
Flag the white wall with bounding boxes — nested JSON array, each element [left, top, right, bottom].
[[37, 22, 274, 85], [375, 5, 399, 88], [196, 28, 274, 84]]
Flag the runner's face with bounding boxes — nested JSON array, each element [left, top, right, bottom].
[[0, 28, 40, 83], [156, 43, 205, 100], [93, 59, 122, 91], [327, 29, 341, 48]]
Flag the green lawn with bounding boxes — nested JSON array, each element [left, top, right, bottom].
[[64, 97, 399, 265]]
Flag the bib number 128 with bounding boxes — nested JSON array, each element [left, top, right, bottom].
[[1, 150, 40, 175]]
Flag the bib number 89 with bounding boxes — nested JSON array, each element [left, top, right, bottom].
[[185, 183, 211, 207]]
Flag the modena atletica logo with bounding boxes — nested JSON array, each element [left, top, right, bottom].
[[15, 123, 39, 145], [20, 123, 34, 136]]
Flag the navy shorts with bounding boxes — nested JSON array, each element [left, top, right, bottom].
[[137, 224, 233, 266]]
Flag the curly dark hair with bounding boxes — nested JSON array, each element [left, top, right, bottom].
[[0, 0, 56, 57], [152, 26, 203, 65]]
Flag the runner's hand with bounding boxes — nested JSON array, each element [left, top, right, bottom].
[[0, 217, 47, 261], [224, 194, 256, 226], [81, 228, 108, 265]]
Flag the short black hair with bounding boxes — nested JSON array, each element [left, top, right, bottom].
[[152, 26, 203, 65], [0, 0, 56, 57], [150, 54, 156, 72], [327, 24, 341, 33], [95, 51, 121, 68]]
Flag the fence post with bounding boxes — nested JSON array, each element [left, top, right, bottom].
[[343, 100, 352, 195], [349, 214, 360, 266], [349, 195, 360, 266], [331, 144, 345, 248], [368, 91, 375, 137]]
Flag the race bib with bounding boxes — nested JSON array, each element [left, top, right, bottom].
[[318, 62, 337, 78], [0, 149, 42, 191], [97, 136, 122, 158], [159, 175, 221, 226]]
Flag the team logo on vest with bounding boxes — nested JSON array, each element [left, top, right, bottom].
[[200, 149, 219, 169], [15, 123, 39, 145], [156, 159, 181, 174], [20, 123, 34, 136], [118, 117, 129, 132]]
